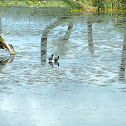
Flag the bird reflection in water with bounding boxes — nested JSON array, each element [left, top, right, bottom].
[[48, 61, 59, 67], [54, 61, 59, 67], [0, 55, 15, 72]]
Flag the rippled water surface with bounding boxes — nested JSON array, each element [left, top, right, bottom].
[[0, 7, 126, 126]]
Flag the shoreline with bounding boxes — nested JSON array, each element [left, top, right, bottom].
[[0, 1, 125, 13]]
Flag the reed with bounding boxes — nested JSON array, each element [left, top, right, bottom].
[[61, 0, 125, 11], [91, 0, 125, 11], [0, 0, 125, 11]]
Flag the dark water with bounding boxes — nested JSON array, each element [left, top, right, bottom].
[[0, 7, 126, 126]]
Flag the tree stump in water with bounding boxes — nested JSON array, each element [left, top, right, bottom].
[[0, 36, 15, 55]]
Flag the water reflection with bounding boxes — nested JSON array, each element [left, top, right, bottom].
[[48, 62, 53, 67], [41, 16, 74, 64], [119, 33, 126, 81], [0, 6, 126, 126], [63, 21, 73, 40], [0, 54, 15, 72], [54, 61, 59, 67], [48, 61, 59, 67], [87, 21, 94, 54], [41, 32, 47, 64]]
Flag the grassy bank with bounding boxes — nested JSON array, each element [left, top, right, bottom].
[[0, 0, 67, 8], [0, 0, 125, 12]]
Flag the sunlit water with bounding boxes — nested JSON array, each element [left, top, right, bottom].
[[0, 7, 126, 126]]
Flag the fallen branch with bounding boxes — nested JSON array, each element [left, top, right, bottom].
[[0, 29, 11, 36], [0, 36, 15, 55]]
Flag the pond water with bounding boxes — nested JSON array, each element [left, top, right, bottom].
[[0, 7, 126, 126]]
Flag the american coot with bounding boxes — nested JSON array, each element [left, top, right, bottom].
[[48, 54, 53, 62], [54, 56, 59, 62]]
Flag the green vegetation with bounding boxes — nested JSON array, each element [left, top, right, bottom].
[[0, 0, 125, 12], [0, 0, 67, 8], [62, 0, 125, 12], [91, 0, 125, 11]]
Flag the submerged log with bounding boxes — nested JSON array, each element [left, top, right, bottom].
[[0, 36, 15, 55]]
